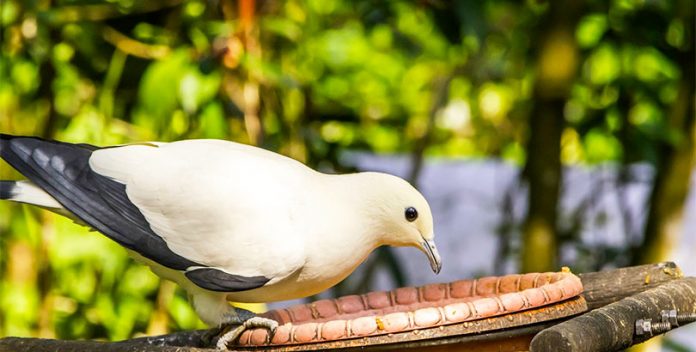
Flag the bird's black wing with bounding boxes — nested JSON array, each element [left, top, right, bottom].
[[0, 134, 269, 292]]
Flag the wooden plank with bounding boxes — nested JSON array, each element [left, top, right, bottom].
[[0, 337, 211, 352]]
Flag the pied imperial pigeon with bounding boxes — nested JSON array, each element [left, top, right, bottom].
[[0, 134, 441, 349]]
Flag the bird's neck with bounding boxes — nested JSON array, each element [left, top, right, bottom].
[[293, 173, 393, 285], [319, 172, 395, 246]]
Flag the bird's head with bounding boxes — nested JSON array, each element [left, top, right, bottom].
[[356, 172, 441, 274]]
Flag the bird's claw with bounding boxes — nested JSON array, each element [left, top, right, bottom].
[[215, 317, 279, 350]]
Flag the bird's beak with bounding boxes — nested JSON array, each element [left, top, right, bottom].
[[418, 236, 442, 274]]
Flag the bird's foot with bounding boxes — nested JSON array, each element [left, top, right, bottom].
[[212, 309, 278, 350]]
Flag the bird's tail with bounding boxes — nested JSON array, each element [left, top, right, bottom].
[[0, 180, 16, 200], [0, 180, 64, 209], [0, 134, 64, 209], [1, 134, 17, 201]]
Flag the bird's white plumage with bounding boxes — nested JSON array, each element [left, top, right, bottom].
[[91, 141, 310, 285], [89, 140, 407, 300]]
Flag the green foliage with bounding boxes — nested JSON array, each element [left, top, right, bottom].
[[0, 0, 691, 341]]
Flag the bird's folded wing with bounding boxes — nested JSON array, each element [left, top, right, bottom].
[[91, 140, 308, 284], [0, 135, 270, 292]]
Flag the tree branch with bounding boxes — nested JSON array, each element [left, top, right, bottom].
[[101, 26, 171, 60], [530, 277, 696, 352]]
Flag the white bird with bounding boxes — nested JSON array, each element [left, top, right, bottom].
[[0, 134, 441, 348]]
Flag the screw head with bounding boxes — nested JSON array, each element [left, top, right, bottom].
[[636, 319, 652, 336], [660, 310, 679, 327]]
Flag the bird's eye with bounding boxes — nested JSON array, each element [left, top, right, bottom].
[[405, 207, 418, 222]]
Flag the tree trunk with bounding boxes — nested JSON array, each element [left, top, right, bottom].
[[521, 0, 581, 273], [627, 7, 694, 352], [633, 46, 696, 266]]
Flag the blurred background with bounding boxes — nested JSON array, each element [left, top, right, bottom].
[[0, 0, 694, 351]]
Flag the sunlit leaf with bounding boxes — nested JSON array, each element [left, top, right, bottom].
[[179, 68, 221, 114], [0, 0, 19, 25], [501, 141, 526, 165], [632, 47, 678, 83], [53, 42, 74, 62], [665, 19, 685, 48], [118, 266, 160, 297], [137, 50, 189, 123], [478, 83, 513, 124], [183, 1, 206, 18], [584, 44, 620, 85], [10, 60, 39, 94], [561, 128, 584, 164], [364, 124, 400, 152], [198, 102, 227, 138], [576, 14, 608, 48], [168, 292, 204, 330], [583, 128, 622, 163]]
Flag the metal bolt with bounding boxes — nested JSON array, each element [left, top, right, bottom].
[[659, 310, 696, 328], [635, 318, 672, 336], [636, 310, 696, 337], [653, 321, 673, 334], [676, 311, 696, 325], [661, 310, 678, 327], [635, 319, 652, 336]]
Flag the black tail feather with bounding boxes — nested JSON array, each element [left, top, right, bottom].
[[1, 135, 17, 199], [0, 180, 15, 199]]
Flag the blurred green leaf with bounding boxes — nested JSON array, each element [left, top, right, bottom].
[[632, 47, 678, 83], [576, 14, 608, 48], [584, 44, 620, 85], [10, 60, 39, 94], [199, 102, 227, 138], [584, 128, 622, 163], [137, 50, 190, 124], [169, 291, 204, 330]]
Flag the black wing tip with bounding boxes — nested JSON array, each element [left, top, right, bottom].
[[0, 181, 16, 199], [1, 135, 48, 155], [185, 268, 271, 292]]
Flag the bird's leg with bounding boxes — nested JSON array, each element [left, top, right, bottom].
[[191, 292, 277, 350], [214, 307, 278, 349]]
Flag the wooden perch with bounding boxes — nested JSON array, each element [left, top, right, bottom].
[[530, 277, 696, 352], [0, 338, 211, 352], [577, 261, 682, 310], [0, 262, 689, 352]]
